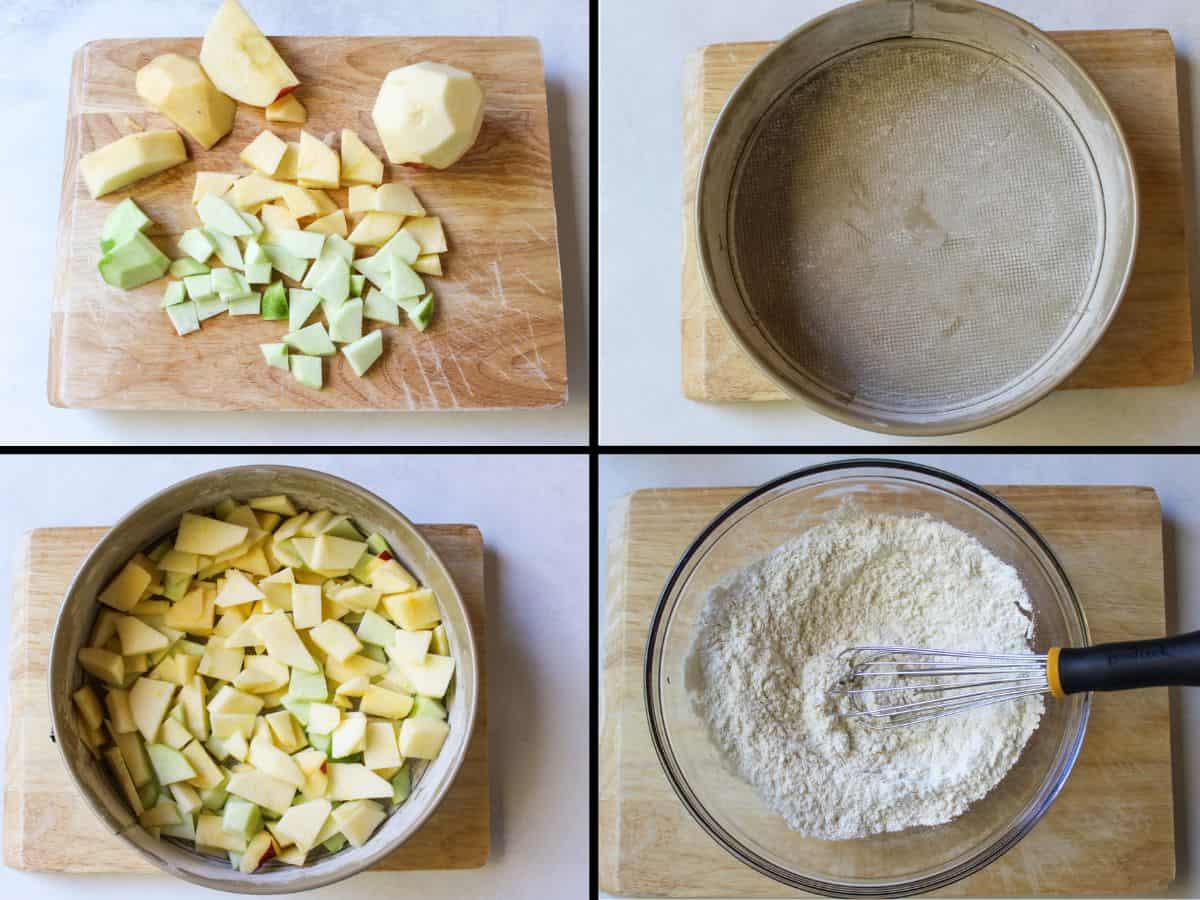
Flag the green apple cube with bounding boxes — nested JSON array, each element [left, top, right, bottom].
[[228, 294, 261, 316], [388, 253, 424, 301], [260, 343, 289, 371], [139, 780, 160, 810], [207, 229, 245, 270], [195, 297, 229, 321], [98, 232, 170, 289], [146, 743, 197, 785], [363, 288, 399, 324], [246, 260, 273, 284], [101, 198, 151, 253], [263, 244, 309, 281], [365, 533, 392, 556], [350, 274, 366, 298], [399, 293, 435, 332], [355, 610, 396, 646], [328, 298, 363, 343], [277, 230, 325, 259], [222, 796, 262, 839], [161, 812, 197, 841], [170, 257, 209, 278], [196, 194, 253, 237], [289, 667, 328, 702], [211, 267, 241, 298], [239, 211, 264, 237], [284, 323, 336, 356], [341, 329, 383, 377], [166, 301, 200, 336], [175, 639, 206, 657], [177, 228, 216, 263], [200, 779, 230, 811], [380, 228, 420, 265], [307, 731, 332, 755], [390, 765, 411, 804], [412, 695, 446, 720], [290, 355, 323, 389], [352, 252, 390, 291], [261, 281, 289, 320], [322, 833, 347, 853], [161, 281, 187, 308], [281, 695, 312, 725], [324, 234, 355, 264], [315, 257, 351, 306], [184, 274, 215, 302], [325, 518, 364, 541], [360, 643, 386, 663]]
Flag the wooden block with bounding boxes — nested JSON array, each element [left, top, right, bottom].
[[52, 36, 565, 410], [4, 525, 489, 872], [601, 486, 1173, 896], [682, 30, 1192, 402]]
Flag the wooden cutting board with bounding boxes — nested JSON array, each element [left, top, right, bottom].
[[600, 486, 1174, 896], [51, 36, 566, 411], [4, 525, 489, 872], [682, 29, 1193, 403]]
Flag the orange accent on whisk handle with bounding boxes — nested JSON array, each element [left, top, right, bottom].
[[1046, 647, 1065, 699]]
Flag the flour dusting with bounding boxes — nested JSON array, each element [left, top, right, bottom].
[[688, 511, 1043, 839]]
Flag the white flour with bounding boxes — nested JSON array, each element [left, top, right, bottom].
[[688, 511, 1043, 839]]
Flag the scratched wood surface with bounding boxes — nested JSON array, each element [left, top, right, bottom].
[[5, 525, 489, 872], [601, 486, 1174, 896], [682, 30, 1193, 402], [51, 36, 566, 411]]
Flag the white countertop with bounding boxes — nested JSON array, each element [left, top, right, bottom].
[[599, 0, 1200, 445], [0, 452, 589, 898], [2, 0, 589, 446], [598, 453, 1200, 897]]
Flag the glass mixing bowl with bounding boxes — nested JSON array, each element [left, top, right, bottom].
[[645, 460, 1091, 896]]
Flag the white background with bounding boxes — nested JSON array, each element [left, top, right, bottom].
[[0, 453, 589, 899], [599, 0, 1200, 445], [2, 0, 589, 445], [598, 453, 1200, 897]]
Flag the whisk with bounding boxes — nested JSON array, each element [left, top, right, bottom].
[[830, 631, 1200, 728]]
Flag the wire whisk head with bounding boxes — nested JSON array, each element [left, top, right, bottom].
[[828, 645, 1050, 728]]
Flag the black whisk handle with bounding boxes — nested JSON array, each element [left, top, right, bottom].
[[1054, 630, 1200, 695]]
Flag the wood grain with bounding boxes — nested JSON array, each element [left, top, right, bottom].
[[51, 36, 566, 410], [600, 486, 1174, 896], [5, 525, 489, 872], [682, 29, 1193, 403]]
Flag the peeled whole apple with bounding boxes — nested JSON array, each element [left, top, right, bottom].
[[136, 54, 235, 149], [371, 62, 485, 169], [199, 0, 299, 107]]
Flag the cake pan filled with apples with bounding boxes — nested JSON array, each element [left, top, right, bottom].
[[49, 465, 478, 893]]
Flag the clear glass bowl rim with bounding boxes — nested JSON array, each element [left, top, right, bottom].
[[643, 458, 1092, 898]]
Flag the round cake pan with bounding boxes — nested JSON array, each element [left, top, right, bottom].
[[696, 0, 1138, 435]]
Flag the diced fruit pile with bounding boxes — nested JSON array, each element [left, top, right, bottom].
[[72, 495, 454, 873], [78, 0, 484, 391]]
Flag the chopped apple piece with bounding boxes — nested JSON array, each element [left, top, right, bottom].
[[72, 685, 104, 731], [390, 628, 432, 665], [227, 173, 285, 211], [169, 781, 203, 816], [240, 830, 277, 873], [193, 171, 239, 203], [99, 560, 153, 612], [240, 130, 289, 175], [347, 185, 376, 214], [267, 94, 307, 124], [136, 53, 235, 149], [227, 768, 297, 815], [413, 254, 442, 276], [382, 587, 439, 630], [197, 812, 248, 852], [147, 742, 198, 784], [297, 131, 340, 189], [105, 687, 137, 733], [330, 715, 366, 758], [347, 211, 403, 247], [199, 0, 299, 107], [176, 513, 249, 556], [215, 569, 267, 607], [309, 619, 362, 663], [80, 129, 188, 199], [340, 130, 383, 185], [327, 763, 392, 801], [306, 702, 340, 735], [359, 685, 413, 719], [402, 217, 448, 255], [374, 183, 425, 217], [398, 717, 450, 760], [115, 615, 170, 655], [129, 676, 176, 742], [274, 798, 331, 852], [248, 736, 306, 788], [305, 209, 347, 237], [198, 634, 245, 682], [371, 559, 418, 595], [105, 746, 145, 815], [363, 721, 401, 770], [331, 798, 387, 847], [257, 611, 318, 672], [395, 653, 455, 699], [182, 739, 226, 790]]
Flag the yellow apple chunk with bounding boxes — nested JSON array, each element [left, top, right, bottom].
[[136, 53, 235, 149], [413, 254, 442, 276], [340, 129, 383, 186], [304, 209, 347, 237], [297, 131, 340, 190], [398, 717, 450, 759], [199, 0, 299, 107], [80, 130, 187, 199], [266, 94, 307, 124], [372, 62, 485, 169], [402, 216, 448, 255], [99, 560, 152, 611], [240, 129, 289, 175], [192, 171, 239, 203], [175, 513, 248, 556], [374, 182, 425, 217]]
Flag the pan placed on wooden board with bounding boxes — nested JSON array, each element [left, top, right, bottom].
[[695, 0, 1137, 435]]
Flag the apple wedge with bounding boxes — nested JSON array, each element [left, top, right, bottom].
[[199, 0, 299, 107], [327, 763, 392, 801], [137, 53, 235, 149], [80, 129, 188, 199], [331, 799, 386, 847], [274, 798, 331, 852], [266, 94, 307, 124], [340, 130, 383, 186]]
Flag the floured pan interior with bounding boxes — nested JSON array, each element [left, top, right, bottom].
[[729, 39, 1104, 414]]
